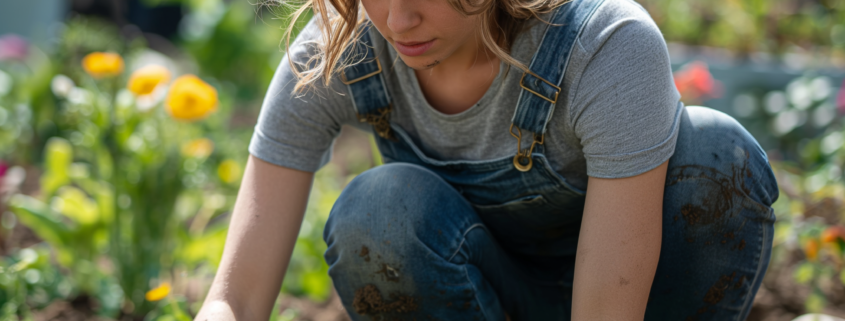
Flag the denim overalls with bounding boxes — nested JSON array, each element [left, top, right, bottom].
[[322, 0, 780, 319]]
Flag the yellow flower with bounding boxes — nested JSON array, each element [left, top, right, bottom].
[[181, 138, 214, 159], [81, 52, 124, 78], [145, 282, 171, 301], [127, 65, 171, 96], [165, 75, 218, 122], [217, 160, 242, 184]]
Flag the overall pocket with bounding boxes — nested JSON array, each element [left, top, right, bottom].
[[472, 193, 583, 258]]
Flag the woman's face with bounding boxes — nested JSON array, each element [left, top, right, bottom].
[[361, 0, 485, 70]]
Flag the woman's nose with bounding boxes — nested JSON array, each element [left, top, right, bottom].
[[386, 0, 421, 35]]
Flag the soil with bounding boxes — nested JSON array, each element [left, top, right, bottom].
[[31, 295, 112, 321], [703, 272, 736, 305], [276, 290, 351, 321], [358, 245, 371, 262], [351, 284, 418, 316]]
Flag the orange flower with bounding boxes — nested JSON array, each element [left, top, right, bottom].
[[145, 282, 171, 301], [81, 52, 124, 78], [805, 239, 819, 261], [165, 75, 218, 122], [822, 225, 845, 244], [127, 65, 171, 96]]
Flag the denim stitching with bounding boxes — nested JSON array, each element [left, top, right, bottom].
[[463, 265, 493, 321], [448, 223, 488, 263], [736, 208, 769, 320]]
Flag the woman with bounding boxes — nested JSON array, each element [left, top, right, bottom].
[[194, 0, 780, 319]]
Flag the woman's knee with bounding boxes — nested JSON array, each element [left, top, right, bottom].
[[323, 162, 478, 260], [671, 106, 779, 209], [326, 163, 456, 228]]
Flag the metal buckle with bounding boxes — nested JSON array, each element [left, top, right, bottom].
[[520, 72, 560, 104], [357, 104, 395, 141], [509, 124, 545, 172], [341, 57, 383, 85]]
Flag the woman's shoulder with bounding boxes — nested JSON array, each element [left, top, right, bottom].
[[576, 0, 666, 55], [512, 0, 666, 66], [284, 16, 325, 67]]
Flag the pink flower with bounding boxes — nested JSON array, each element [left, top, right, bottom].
[[0, 161, 8, 178], [837, 79, 845, 115], [0, 34, 29, 61]]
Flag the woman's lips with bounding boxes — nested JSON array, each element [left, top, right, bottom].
[[393, 39, 435, 57]]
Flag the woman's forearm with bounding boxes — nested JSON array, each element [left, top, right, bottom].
[[195, 155, 314, 320]]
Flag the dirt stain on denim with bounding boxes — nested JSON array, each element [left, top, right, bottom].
[[704, 271, 736, 305], [734, 275, 745, 289], [352, 284, 418, 316], [731, 239, 747, 251], [359, 245, 371, 262], [685, 271, 740, 319], [668, 149, 768, 236]]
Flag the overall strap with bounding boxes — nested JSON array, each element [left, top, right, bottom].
[[508, 0, 606, 172], [511, 0, 607, 134], [341, 21, 395, 140]]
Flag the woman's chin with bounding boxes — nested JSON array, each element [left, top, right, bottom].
[[401, 56, 443, 70]]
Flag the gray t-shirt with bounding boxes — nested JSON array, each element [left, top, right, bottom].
[[248, 0, 683, 192]]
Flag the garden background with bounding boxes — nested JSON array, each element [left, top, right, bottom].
[[1, 0, 845, 320]]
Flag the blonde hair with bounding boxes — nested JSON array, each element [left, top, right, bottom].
[[279, 0, 573, 93]]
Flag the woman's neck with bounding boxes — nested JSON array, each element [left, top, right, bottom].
[[413, 29, 503, 114]]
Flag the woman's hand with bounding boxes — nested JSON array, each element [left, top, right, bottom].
[[193, 300, 236, 320]]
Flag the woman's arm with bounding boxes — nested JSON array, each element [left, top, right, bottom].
[[571, 159, 668, 321], [194, 154, 315, 320]]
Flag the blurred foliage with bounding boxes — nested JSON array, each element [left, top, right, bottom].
[[0, 245, 79, 320], [768, 161, 845, 313], [731, 74, 844, 167], [638, 0, 845, 58], [0, 1, 323, 319], [0, 13, 251, 319]]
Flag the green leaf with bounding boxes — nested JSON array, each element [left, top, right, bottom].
[[369, 134, 383, 167], [301, 270, 331, 302], [40, 138, 73, 196], [805, 291, 826, 313], [794, 262, 815, 284], [53, 186, 100, 225], [8, 194, 73, 248], [177, 224, 228, 268]]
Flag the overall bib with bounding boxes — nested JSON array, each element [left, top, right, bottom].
[[322, 0, 780, 320]]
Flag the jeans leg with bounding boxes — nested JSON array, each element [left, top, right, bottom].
[[644, 106, 779, 321], [324, 163, 518, 320]]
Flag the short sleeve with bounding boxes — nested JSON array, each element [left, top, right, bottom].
[[248, 17, 356, 172], [570, 15, 683, 179]]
